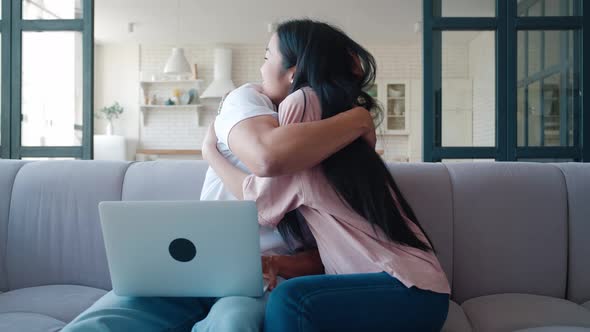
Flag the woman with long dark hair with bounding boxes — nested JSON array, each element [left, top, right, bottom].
[[203, 19, 450, 331]]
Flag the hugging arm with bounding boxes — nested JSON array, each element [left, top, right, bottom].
[[227, 106, 376, 177]]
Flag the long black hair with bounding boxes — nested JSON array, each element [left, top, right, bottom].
[[275, 19, 433, 252]]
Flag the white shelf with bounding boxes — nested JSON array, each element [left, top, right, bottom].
[[140, 78, 206, 127]]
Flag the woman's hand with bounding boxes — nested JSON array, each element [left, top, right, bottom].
[[201, 122, 218, 161], [261, 249, 324, 292], [354, 107, 377, 149], [363, 126, 377, 150], [262, 256, 280, 291]]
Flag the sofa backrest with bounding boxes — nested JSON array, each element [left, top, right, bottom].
[[1, 160, 588, 305], [445, 162, 568, 303], [0, 160, 28, 291], [121, 161, 210, 201], [5, 161, 129, 291], [387, 163, 455, 288], [554, 163, 590, 304], [3, 160, 211, 291]]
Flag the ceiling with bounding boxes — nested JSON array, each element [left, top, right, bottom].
[[95, 0, 419, 45], [95, 0, 494, 45]]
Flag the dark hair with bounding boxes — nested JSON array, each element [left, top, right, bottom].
[[275, 19, 433, 252]]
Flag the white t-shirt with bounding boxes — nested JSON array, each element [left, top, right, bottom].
[[200, 83, 291, 255]]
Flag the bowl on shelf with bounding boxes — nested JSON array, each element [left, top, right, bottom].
[[188, 88, 199, 104], [180, 92, 191, 105]]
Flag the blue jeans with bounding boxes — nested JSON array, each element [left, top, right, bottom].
[[265, 272, 449, 332], [62, 292, 268, 332]]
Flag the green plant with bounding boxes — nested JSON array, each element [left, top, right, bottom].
[[95, 102, 124, 121]]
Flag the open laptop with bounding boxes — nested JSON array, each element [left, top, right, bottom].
[[99, 200, 264, 297]]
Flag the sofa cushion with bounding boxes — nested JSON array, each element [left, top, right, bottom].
[[122, 160, 210, 201], [446, 163, 568, 303], [514, 327, 590, 332], [0, 285, 106, 323], [555, 163, 590, 304], [441, 300, 472, 332], [0, 312, 64, 332], [462, 293, 590, 332], [6, 161, 130, 290], [0, 160, 28, 291], [388, 163, 454, 286]]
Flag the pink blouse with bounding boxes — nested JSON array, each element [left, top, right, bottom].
[[242, 87, 451, 295]]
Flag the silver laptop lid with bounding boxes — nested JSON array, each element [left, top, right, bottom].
[[99, 200, 263, 297]]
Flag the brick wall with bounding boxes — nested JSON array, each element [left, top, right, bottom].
[[134, 41, 470, 161]]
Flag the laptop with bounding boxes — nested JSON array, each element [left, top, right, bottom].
[[99, 200, 264, 297]]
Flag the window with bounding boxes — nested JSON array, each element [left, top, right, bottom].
[[423, 0, 587, 162], [0, 0, 93, 159]]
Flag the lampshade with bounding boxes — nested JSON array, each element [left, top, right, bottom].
[[201, 48, 236, 98], [163, 48, 192, 75]]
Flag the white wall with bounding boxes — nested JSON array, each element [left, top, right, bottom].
[[138, 43, 431, 162], [367, 44, 420, 162], [138, 44, 264, 151], [95, 41, 473, 162], [94, 43, 140, 161]]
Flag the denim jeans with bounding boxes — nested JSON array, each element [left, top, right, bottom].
[[62, 291, 268, 332], [63, 272, 448, 332], [265, 272, 449, 332]]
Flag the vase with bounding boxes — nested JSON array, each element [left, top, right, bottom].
[[106, 121, 114, 135]]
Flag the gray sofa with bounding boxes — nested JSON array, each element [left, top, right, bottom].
[[0, 160, 589, 332]]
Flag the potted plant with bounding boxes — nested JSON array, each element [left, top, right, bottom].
[[95, 102, 124, 135]]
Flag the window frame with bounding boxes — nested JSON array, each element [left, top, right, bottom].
[[423, 0, 587, 162], [0, 0, 94, 160]]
